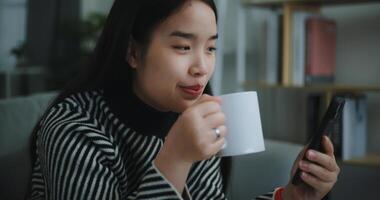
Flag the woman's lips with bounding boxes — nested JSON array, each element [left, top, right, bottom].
[[179, 85, 203, 97]]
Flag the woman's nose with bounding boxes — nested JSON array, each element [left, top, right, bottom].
[[189, 54, 208, 77]]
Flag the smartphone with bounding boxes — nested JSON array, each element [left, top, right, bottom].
[[292, 97, 345, 186]]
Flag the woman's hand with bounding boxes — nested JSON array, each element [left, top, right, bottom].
[[283, 136, 340, 200], [162, 94, 227, 163], [154, 94, 227, 193]]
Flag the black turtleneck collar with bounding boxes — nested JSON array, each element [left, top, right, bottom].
[[103, 88, 179, 139]]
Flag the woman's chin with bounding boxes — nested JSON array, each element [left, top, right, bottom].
[[175, 99, 197, 113]]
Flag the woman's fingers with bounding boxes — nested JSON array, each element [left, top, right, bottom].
[[299, 160, 337, 182], [181, 94, 229, 158], [201, 125, 227, 145], [204, 111, 226, 128], [306, 149, 339, 173], [285, 135, 340, 199], [211, 125, 228, 139], [323, 136, 335, 157], [200, 126, 227, 157], [195, 101, 221, 118], [192, 94, 221, 108], [300, 172, 331, 192], [298, 135, 340, 192], [210, 136, 226, 155], [291, 145, 309, 176]]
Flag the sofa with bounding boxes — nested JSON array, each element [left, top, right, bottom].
[[0, 92, 303, 200], [0, 92, 56, 200]]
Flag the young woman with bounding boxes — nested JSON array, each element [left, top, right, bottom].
[[28, 0, 340, 199]]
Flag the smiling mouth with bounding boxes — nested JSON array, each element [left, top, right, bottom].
[[179, 85, 203, 97]]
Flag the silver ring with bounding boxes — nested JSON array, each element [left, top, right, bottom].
[[213, 128, 221, 139]]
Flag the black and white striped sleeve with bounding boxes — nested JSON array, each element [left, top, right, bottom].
[[37, 104, 185, 200], [187, 156, 226, 199]]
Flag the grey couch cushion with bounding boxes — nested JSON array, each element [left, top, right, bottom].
[[0, 93, 56, 200], [227, 140, 303, 199]]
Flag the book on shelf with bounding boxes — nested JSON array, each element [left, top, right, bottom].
[[279, 4, 339, 87], [305, 17, 337, 85], [306, 94, 368, 161], [281, 4, 319, 86], [340, 95, 368, 160], [257, 8, 282, 85], [292, 11, 320, 86]]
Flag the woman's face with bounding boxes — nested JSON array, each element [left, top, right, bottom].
[[131, 0, 217, 113]]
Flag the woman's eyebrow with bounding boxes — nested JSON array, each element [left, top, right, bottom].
[[169, 31, 218, 41], [170, 31, 194, 39], [209, 34, 218, 40]]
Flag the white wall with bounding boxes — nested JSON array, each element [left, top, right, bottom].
[[0, 0, 27, 70]]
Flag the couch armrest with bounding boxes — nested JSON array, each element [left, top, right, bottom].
[[0, 92, 57, 200]]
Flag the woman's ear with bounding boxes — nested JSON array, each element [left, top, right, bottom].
[[126, 39, 139, 69]]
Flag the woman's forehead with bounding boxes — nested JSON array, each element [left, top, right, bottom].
[[155, 1, 217, 40]]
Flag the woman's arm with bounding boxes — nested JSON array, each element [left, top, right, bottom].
[[153, 94, 226, 195], [154, 143, 193, 194], [38, 106, 187, 200], [187, 157, 226, 199]]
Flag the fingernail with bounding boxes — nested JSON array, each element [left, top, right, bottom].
[[308, 150, 315, 159]]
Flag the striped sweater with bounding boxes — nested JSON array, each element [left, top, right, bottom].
[[29, 90, 275, 200]]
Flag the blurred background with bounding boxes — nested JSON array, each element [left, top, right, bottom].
[[0, 0, 113, 97], [0, 0, 380, 199]]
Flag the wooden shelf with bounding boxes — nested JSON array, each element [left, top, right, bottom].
[[242, 0, 380, 7], [244, 81, 380, 93], [340, 154, 380, 168]]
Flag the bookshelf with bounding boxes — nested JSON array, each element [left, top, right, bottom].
[[237, 0, 380, 168], [341, 154, 380, 168], [242, 0, 380, 7], [245, 81, 380, 93], [245, 0, 380, 87]]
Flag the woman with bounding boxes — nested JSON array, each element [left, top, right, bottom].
[[28, 0, 340, 199]]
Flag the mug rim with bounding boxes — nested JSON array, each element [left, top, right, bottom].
[[219, 91, 257, 98]]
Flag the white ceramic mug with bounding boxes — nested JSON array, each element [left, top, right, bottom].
[[217, 91, 265, 157]]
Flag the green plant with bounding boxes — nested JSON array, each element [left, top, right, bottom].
[[10, 41, 26, 60], [79, 12, 107, 55], [10, 41, 28, 67]]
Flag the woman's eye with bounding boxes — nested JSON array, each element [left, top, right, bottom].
[[208, 47, 217, 53], [173, 46, 191, 51]]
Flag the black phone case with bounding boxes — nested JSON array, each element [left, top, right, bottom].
[[292, 97, 345, 186]]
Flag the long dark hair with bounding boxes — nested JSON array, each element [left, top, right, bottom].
[[29, 0, 230, 195]]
